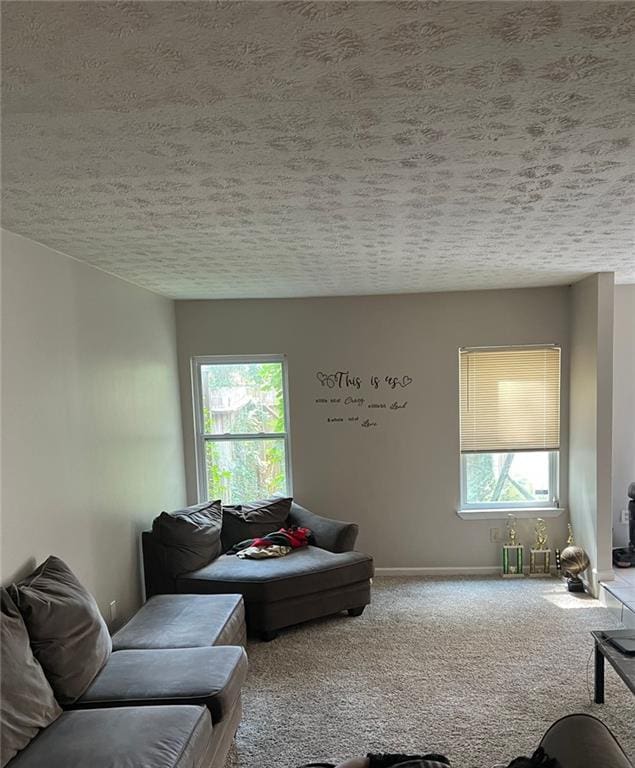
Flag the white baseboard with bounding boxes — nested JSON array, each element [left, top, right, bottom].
[[374, 566, 500, 577], [594, 568, 615, 583]]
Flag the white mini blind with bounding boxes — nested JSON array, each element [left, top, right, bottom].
[[459, 346, 561, 454]]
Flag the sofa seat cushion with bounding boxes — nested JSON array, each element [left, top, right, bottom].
[[112, 594, 245, 651], [6, 706, 213, 768], [177, 546, 374, 603], [72, 646, 247, 725]]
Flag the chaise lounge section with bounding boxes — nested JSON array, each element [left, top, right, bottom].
[[143, 501, 374, 640]]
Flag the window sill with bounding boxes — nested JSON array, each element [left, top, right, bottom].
[[456, 507, 565, 520]]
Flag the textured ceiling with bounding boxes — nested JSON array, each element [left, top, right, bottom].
[[1, 1, 634, 299]]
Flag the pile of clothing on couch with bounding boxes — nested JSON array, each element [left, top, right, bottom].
[[227, 525, 314, 559]]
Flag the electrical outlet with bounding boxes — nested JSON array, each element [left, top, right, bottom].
[[490, 527, 500, 543], [109, 600, 117, 624], [621, 510, 630, 525]]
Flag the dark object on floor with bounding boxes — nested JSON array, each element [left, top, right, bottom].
[[613, 550, 635, 567], [296, 713, 633, 768], [612, 482, 635, 568], [296, 758, 450, 768], [143, 501, 374, 639], [368, 753, 450, 767], [506, 746, 560, 767], [565, 576, 585, 593]]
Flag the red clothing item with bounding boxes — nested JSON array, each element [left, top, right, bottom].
[[250, 526, 312, 549]]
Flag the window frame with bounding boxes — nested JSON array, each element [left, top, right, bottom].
[[459, 450, 559, 511], [191, 354, 292, 503], [458, 343, 561, 513]]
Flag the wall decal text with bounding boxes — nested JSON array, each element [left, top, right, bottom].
[[314, 370, 413, 429]]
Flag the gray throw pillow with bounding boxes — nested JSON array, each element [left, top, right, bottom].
[[221, 496, 293, 551], [1, 588, 62, 767], [153, 500, 223, 577], [9, 556, 112, 705]]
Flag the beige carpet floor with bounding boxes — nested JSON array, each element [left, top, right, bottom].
[[227, 577, 634, 768]]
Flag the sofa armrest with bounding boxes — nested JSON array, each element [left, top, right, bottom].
[[141, 531, 177, 598], [287, 503, 359, 553]]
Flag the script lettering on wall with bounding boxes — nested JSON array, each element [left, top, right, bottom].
[[314, 370, 413, 429]]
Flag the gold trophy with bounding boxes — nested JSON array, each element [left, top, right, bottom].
[[506, 514, 519, 546], [529, 518, 552, 577], [502, 514, 523, 577], [534, 518, 548, 550]]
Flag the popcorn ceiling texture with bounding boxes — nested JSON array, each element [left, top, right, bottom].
[[1, 1, 634, 299]]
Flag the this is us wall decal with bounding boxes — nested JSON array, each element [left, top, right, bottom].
[[316, 371, 413, 390], [315, 370, 413, 429]]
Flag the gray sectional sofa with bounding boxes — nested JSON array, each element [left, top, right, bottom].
[[2, 557, 248, 768], [143, 501, 374, 640]]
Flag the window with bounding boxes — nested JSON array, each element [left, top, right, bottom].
[[192, 356, 290, 504], [459, 345, 561, 510]]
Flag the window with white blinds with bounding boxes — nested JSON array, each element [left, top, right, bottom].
[[459, 346, 561, 454]]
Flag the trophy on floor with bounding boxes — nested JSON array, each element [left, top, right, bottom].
[[502, 514, 524, 578], [529, 518, 552, 577]]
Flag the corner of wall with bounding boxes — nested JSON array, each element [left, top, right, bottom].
[[567, 272, 615, 582]]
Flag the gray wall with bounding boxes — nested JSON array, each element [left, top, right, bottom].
[[613, 284, 635, 547], [1, 230, 186, 622], [176, 288, 571, 569], [568, 273, 614, 592]]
